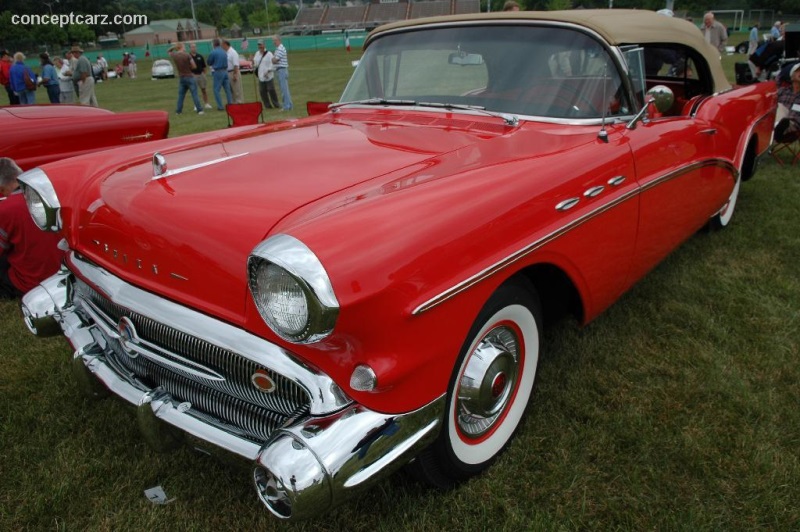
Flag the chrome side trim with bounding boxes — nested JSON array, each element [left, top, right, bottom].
[[413, 158, 737, 315], [68, 252, 351, 415], [150, 152, 249, 181]]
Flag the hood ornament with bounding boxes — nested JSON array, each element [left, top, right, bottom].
[[150, 152, 249, 181], [153, 152, 167, 178]]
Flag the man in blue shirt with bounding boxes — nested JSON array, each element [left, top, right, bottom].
[[207, 39, 232, 111]]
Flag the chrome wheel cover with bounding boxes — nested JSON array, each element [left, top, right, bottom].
[[456, 325, 520, 439]]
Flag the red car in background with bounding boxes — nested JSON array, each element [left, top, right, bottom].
[[0, 105, 169, 170]]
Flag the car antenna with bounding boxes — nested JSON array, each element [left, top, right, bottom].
[[598, 64, 609, 143]]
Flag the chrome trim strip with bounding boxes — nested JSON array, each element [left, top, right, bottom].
[[150, 152, 249, 181], [412, 158, 737, 315], [68, 252, 351, 415]]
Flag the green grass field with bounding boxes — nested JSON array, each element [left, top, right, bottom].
[[1, 51, 799, 530]]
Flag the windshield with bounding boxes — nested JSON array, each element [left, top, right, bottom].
[[340, 24, 633, 120]]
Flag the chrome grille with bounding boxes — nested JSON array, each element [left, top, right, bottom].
[[74, 279, 310, 443]]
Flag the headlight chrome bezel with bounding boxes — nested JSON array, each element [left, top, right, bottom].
[[18, 168, 62, 232], [248, 234, 339, 344]]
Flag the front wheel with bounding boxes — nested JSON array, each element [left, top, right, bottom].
[[408, 279, 542, 488]]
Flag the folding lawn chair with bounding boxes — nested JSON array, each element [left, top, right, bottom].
[[226, 102, 264, 127], [306, 101, 331, 116]]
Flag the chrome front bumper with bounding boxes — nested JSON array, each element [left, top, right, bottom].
[[22, 260, 444, 519]]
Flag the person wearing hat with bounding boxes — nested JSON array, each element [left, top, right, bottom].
[[774, 62, 800, 143], [0, 50, 20, 105], [71, 45, 98, 107], [9, 52, 37, 105]]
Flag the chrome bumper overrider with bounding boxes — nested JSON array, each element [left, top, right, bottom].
[[21, 257, 445, 519]]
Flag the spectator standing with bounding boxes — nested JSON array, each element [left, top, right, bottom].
[[272, 35, 293, 111], [771, 21, 782, 40], [190, 43, 213, 110], [128, 52, 137, 78], [71, 45, 98, 107], [774, 63, 800, 143], [39, 53, 60, 104], [207, 39, 232, 110], [503, 1, 520, 11], [53, 57, 74, 103], [0, 50, 20, 105], [748, 23, 760, 56], [222, 40, 243, 104], [253, 40, 279, 109], [9, 52, 37, 105], [702, 12, 728, 54], [168, 42, 204, 116], [0, 158, 65, 299], [96, 53, 108, 80], [66, 50, 79, 93]]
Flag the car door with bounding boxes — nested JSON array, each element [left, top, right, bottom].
[[623, 112, 733, 284]]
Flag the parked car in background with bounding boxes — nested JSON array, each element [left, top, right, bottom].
[[151, 59, 175, 79], [19, 10, 776, 520], [0, 105, 169, 170], [239, 57, 254, 74]]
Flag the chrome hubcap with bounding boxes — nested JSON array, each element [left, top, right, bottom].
[[456, 325, 520, 439]]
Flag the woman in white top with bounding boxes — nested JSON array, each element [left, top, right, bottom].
[[54, 57, 74, 104]]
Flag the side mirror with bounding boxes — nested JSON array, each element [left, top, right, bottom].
[[647, 84, 675, 114], [626, 85, 674, 130]]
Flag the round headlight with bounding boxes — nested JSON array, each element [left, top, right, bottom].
[[23, 186, 50, 229], [18, 168, 61, 232], [249, 235, 339, 344], [253, 262, 309, 339]]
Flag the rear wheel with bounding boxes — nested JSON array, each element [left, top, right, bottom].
[[408, 279, 542, 488], [708, 138, 755, 230]]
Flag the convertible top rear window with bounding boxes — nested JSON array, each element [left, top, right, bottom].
[[340, 25, 633, 119]]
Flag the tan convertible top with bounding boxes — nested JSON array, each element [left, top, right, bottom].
[[368, 9, 731, 92]]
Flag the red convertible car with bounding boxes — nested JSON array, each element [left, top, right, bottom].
[[18, 10, 776, 520], [0, 105, 169, 170]]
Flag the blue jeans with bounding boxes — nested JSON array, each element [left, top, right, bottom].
[[276, 68, 293, 110], [46, 84, 60, 104], [15, 90, 35, 105], [176, 76, 202, 114], [212, 70, 232, 110]]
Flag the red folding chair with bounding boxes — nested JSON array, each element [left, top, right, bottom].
[[306, 101, 331, 116], [226, 103, 264, 127]]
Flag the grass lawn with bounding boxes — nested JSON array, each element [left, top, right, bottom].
[[1, 51, 798, 530]]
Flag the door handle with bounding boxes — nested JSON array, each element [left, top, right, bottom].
[[699, 128, 717, 135]]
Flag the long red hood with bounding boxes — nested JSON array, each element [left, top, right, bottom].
[[56, 110, 593, 324]]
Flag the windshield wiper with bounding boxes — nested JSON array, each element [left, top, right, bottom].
[[417, 101, 519, 127], [330, 98, 418, 110]]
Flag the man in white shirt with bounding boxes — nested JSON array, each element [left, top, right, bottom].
[[253, 40, 279, 109], [222, 40, 243, 104]]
